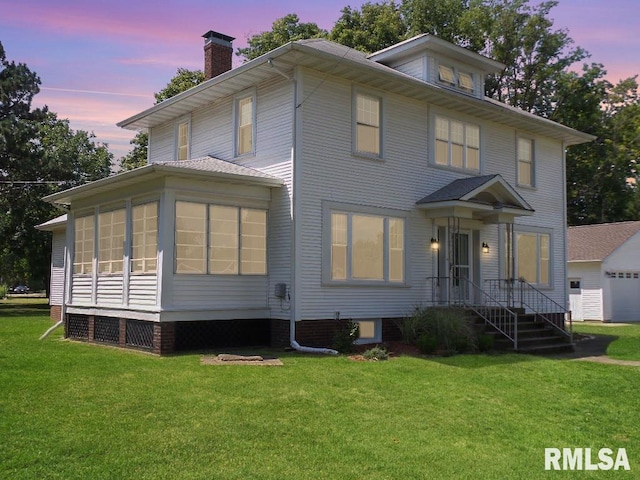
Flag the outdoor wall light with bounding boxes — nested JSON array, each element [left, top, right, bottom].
[[430, 237, 439, 250], [482, 242, 490, 254]]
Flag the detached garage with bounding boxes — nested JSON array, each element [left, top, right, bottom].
[[568, 221, 640, 322]]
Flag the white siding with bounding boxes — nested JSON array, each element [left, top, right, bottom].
[[603, 232, 640, 322], [391, 57, 425, 80], [70, 276, 92, 304], [296, 68, 568, 321], [172, 275, 268, 310], [567, 262, 603, 321], [96, 276, 124, 305], [129, 275, 158, 307], [50, 230, 66, 306]]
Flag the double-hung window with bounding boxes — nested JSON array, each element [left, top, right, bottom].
[[74, 215, 94, 275], [355, 92, 381, 157], [505, 228, 551, 287], [131, 202, 158, 274], [328, 207, 405, 284], [517, 137, 534, 187], [235, 92, 255, 156], [176, 118, 190, 161], [175, 201, 267, 275], [435, 115, 480, 171], [98, 208, 126, 274]]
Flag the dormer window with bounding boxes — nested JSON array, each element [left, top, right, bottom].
[[438, 65, 455, 85], [458, 72, 474, 92], [437, 64, 476, 95]]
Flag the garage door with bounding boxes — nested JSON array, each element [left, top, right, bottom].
[[610, 272, 640, 322]]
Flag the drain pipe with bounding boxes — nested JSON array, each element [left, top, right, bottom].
[[40, 320, 63, 340], [277, 58, 337, 356]]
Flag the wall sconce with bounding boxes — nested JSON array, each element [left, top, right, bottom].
[[482, 242, 490, 254], [430, 237, 439, 251]]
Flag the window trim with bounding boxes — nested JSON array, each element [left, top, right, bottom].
[[322, 201, 408, 287], [174, 200, 268, 276], [234, 89, 257, 157], [432, 113, 481, 172], [517, 135, 535, 188], [502, 225, 552, 288], [352, 87, 384, 159], [175, 115, 191, 161]]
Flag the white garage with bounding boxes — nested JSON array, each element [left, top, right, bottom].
[[568, 221, 640, 322]]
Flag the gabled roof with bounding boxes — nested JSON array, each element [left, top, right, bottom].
[[117, 38, 594, 146], [416, 174, 533, 223], [43, 156, 284, 206], [568, 221, 640, 262]]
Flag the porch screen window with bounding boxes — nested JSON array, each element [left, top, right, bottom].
[[131, 202, 158, 274], [98, 209, 125, 274], [515, 232, 550, 286], [176, 202, 267, 275], [517, 138, 534, 186], [435, 115, 479, 171], [355, 93, 380, 155], [330, 211, 404, 283], [177, 120, 189, 161], [236, 95, 254, 156], [175, 202, 206, 274], [74, 215, 94, 274]]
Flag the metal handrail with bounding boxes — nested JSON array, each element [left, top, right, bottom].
[[427, 276, 519, 349], [484, 278, 572, 342]]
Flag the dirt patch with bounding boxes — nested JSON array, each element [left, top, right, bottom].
[[201, 353, 283, 366]]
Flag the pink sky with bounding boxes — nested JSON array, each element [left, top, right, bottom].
[[1, 0, 638, 160]]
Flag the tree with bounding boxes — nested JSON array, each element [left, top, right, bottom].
[[237, 14, 328, 61], [0, 42, 112, 289], [330, 1, 405, 53], [119, 68, 205, 171]]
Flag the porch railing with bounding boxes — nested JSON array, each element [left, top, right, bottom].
[[427, 277, 519, 349], [484, 278, 573, 342]]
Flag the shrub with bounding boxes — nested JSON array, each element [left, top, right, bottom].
[[333, 318, 359, 353], [402, 306, 478, 355], [0, 285, 7, 299], [478, 334, 495, 353], [416, 333, 438, 354], [362, 346, 389, 361]]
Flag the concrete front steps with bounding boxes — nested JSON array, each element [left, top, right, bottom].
[[476, 312, 575, 355]]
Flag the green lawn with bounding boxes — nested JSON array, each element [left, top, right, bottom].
[[1, 301, 639, 479], [573, 322, 640, 361]]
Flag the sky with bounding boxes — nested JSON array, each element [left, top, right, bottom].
[[1, 0, 639, 160]]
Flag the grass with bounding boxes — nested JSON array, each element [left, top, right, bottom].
[[1, 300, 639, 479], [573, 322, 640, 361]]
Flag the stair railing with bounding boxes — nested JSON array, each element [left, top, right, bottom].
[[484, 278, 572, 342], [427, 276, 519, 349]]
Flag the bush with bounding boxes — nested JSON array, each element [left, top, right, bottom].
[[362, 346, 389, 361], [400, 306, 478, 355], [416, 333, 438, 354], [0, 285, 7, 299], [478, 334, 495, 353], [333, 318, 359, 353]]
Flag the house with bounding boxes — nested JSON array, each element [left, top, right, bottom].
[[40, 31, 593, 354], [568, 221, 640, 322]]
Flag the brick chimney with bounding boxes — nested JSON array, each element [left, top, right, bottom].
[[202, 30, 235, 80]]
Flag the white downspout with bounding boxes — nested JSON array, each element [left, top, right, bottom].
[[275, 59, 337, 355]]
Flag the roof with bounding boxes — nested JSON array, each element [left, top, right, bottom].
[[36, 214, 67, 231], [44, 156, 284, 206], [568, 221, 640, 262], [416, 174, 534, 211], [117, 37, 594, 146]]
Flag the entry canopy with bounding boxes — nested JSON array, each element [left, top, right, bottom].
[[416, 174, 534, 223]]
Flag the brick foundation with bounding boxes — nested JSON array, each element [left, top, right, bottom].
[[294, 318, 404, 348], [270, 318, 290, 348], [50, 304, 62, 322], [153, 322, 176, 355]]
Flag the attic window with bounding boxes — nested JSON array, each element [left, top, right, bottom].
[[438, 65, 455, 85], [458, 72, 474, 92]]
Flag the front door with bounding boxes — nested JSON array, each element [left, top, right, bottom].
[[451, 231, 472, 303]]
